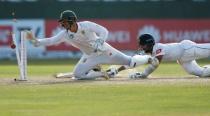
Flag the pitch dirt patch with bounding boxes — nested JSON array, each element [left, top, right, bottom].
[[0, 76, 210, 86]]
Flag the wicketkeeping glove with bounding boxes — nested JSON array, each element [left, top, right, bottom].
[[25, 31, 40, 47], [92, 39, 105, 52]]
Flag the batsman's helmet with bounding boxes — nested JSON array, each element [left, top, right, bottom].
[[138, 34, 155, 53], [58, 10, 77, 22]]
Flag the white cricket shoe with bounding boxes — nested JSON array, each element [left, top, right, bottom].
[[54, 72, 74, 78]]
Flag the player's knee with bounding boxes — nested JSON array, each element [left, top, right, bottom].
[[180, 60, 204, 77], [185, 68, 209, 77], [183, 66, 202, 76], [73, 70, 85, 78], [201, 66, 210, 77], [187, 70, 200, 76]]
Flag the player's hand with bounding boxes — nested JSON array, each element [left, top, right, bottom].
[[25, 31, 35, 40], [92, 39, 105, 52], [25, 31, 40, 47], [129, 72, 147, 79]]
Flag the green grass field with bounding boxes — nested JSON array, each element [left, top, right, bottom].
[[0, 59, 210, 116]]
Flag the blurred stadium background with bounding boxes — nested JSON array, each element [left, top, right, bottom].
[[0, 0, 210, 60], [1, 1, 210, 116]]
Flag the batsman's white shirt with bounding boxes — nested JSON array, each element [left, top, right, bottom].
[[152, 40, 210, 62], [152, 40, 210, 76], [152, 42, 182, 61]]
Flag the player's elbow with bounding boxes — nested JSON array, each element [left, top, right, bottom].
[[151, 57, 160, 68], [102, 28, 109, 41]]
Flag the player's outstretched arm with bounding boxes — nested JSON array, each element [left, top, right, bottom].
[[142, 57, 160, 76], [106, 55, 154, 78], [25, 30, 65, 47], [129, 56, 162, 79], [113, 54, 158, 75]]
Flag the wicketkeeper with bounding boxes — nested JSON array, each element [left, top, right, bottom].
[[108, 34, 210, 79], [26, 10, 152, 80]]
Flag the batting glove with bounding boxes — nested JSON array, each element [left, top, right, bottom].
[[129, 72, 147, 79]]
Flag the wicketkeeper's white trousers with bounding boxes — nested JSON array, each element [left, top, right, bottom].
[[73, 44, 131, 79]]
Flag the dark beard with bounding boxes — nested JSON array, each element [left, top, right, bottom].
[[145, 49, 152, 54], [144, 46, 153, 54]]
